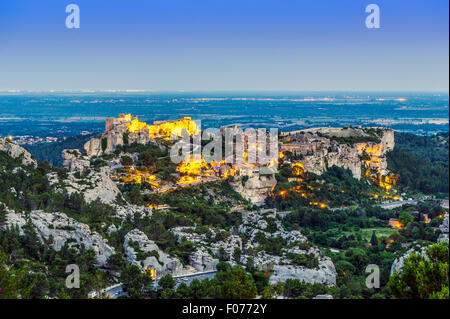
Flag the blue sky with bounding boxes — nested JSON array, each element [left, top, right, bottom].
[[0, 0, 448, 91]]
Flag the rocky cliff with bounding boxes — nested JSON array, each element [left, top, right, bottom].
[[47, 166, 120, 204], [0, 138, 37, 168], [62, 149, 90, 171], [2, 209, 115, 266], [171, 210, 337, 286], [237, 211, 337, 286], [230, 166, 277, 204], [124, 229, 186, 277]]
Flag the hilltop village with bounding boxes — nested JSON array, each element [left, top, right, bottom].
[[68, 114, 398, 205], [0, 114, 448, 299]]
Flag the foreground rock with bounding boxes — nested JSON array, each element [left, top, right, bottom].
[[0, 138, 37, 168], [171, 210, 337, 286], [124, 229, 185, 277], [2, 209, 115, 266], [390, 245, 428, 276]]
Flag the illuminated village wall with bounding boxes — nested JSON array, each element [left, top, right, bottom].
[[118, 113, 200, 140]]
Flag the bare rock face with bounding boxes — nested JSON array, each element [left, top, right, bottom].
[[2, 209, 115, 266], [188, 247, 219, 272], [269, 256, 337, 286], [84, 138, 103, 157], [238, 211, 337, 286], [111, 204, 152, 220], [124, 229, 185, 277], [49, 166, 120, 204], [62, 149, 90, 171], [171, 226, 242, 270], [230, 166, 277, 204], [0, 138, 37, 168], [438, 214, 449, 244], [2, 207, 27, 234]]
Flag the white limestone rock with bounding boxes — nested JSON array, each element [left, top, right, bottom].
[[84, 138, 103, 157], [188, 247, 219, 272], [390, 246, 428, 276], [2, 209, 115, 266], [111, 204, 152, 219], [1, 208, 27, 235], [124, 229, 185, 277], [313, 294, 333, 299], [62, 149, 90, 171], [269, 256, 337, 286], [50, 166, 120, 204], [230, 166, 277, 204]]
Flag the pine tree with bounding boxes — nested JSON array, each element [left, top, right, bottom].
[[370, 231, 378, 246]]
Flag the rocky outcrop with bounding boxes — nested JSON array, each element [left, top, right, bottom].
[[390, 246, 428, 276], [230, 166, 277, 204], [2, 207, 27, 234], [269, 255, 337, 286], [111, 204, 152, 219], [239, 211, 336, 286], [438, 214, 449, 244], [0, 138, 37, 168], [62, 149, 90, 171], [2, 209, 115, 266], [171, 226, 242, 270], [124, 229, 185, 277], [188, 247, 219, 272], [83, 138, 103, 157], [49, 167, 120, 204]]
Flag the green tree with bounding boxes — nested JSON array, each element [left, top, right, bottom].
[[101, 138, 107, 152], [128, 185, 143, 205], [399, 212, 414, 226], [389, 242, 449, 299], [158, 274, 176, 291], [120, 264, 150, 299], [215, 265, 257, 299], [232, 247, 241, 263], [121, 155, 133, 167]]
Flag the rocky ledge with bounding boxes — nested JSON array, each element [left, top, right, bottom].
[[124, 229, 186, 277], [0, 138, 37, 168], [2, 209, 115, 266]]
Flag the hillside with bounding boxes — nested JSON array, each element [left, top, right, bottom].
[[26, 133, 101, 167], [387, 132, 449, 194], [1, 118, 448, 300], [394, 132, 449, 164]]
